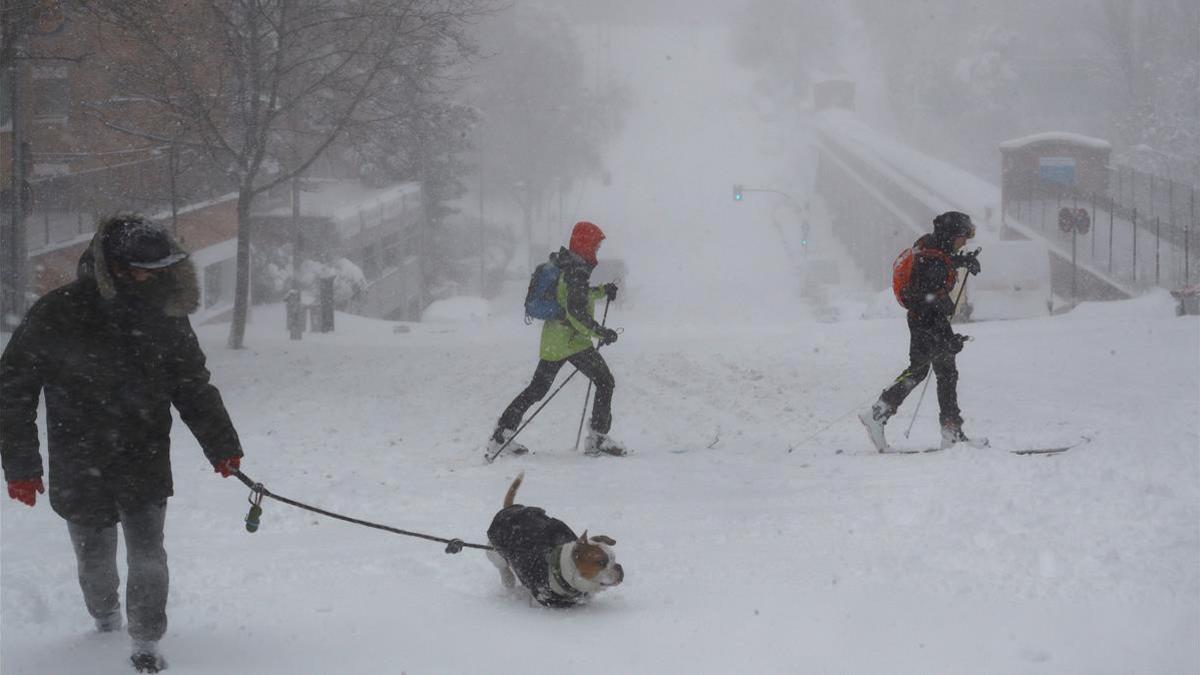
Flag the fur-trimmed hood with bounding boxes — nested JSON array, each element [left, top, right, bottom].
[[77, 216, 200, 317]]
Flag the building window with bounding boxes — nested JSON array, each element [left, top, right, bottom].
[[31, 66, 70, 123], [32, 162, 69, 177], [0, 71, 11, 129]]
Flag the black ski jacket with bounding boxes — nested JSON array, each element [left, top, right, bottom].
[[903, 234, 959, 321], [552, 247, 604, 335], [0, 226, 242, 527]]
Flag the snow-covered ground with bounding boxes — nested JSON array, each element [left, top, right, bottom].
[[2, 284, 1197, 674], [4, 18, 1198, 675]]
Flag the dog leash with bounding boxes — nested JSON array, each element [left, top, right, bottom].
[[232, 470, 493, 554]]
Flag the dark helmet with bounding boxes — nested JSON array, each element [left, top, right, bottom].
[[933, 211, 976, 240], [102, 216, 188, 269]]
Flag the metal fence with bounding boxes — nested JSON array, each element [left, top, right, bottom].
[[25, 147, 228, 250], [1006, 190, 1196, 291], [1109, 162, 1197, 237]]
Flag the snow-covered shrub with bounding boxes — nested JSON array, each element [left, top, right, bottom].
[[257, 246, 367, 308]]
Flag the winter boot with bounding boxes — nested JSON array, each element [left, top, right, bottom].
[[95, 608, 123, 633], [584, 429, 627, 457], [858, 399, 895, 453], [486, 427, 528, 458], [940, 420, 988, 449], [131, 641, 167, 673]]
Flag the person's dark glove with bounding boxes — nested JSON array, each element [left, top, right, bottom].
[[949, 333, 970, 354], [603, 283, 618, 302], [213, 456, 241, 478], [953, 252, 981, 276], [596, 327, 618, 347], [7, 477, 44, 507]]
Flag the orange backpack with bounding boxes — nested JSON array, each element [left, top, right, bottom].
[[892, 244, 954, 308]]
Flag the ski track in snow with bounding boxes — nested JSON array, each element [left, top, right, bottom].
[[2, 293, 1197, 674]]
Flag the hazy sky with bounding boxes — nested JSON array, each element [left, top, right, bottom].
[[566, 19, 811, 326], [558, 0, 744, 26]]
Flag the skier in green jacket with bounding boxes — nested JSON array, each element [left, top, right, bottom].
[[488, 221, 625, 458]]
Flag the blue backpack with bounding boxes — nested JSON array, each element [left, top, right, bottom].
[[524, 260, 565, 322]]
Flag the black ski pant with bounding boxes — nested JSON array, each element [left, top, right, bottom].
[[880, 312, 962, 426], [498, 348, 614, 435], [66, 500, 169, 642]]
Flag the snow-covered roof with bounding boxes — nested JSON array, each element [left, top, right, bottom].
[[998, 132, 1111, 151], [256, 180, 422, 237]]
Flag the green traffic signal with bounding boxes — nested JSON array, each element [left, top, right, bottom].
[[733, 184, 743, 201]]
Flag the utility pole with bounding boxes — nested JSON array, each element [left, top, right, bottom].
[[287, 107, 304, 340], [478, 129, 485, 296], [1, 0, 29, 332]]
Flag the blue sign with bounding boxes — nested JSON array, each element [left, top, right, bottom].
[[1039, 157, 1076, 186]]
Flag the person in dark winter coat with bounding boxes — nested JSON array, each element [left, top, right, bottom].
[[859, 211, 983, 452], [0, 215, 244, 674], [487, 221, 625, 458]]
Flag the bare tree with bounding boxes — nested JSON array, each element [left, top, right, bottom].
[[340, 37, 480, 230], [81, 0, 492, 348], [474, 5, 629, 265], [1092, 0, 1200, 170]]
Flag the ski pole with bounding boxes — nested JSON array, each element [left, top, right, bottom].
[[573, 296, 613, 452], [487, 293, 617, 463], [486, 296, 611, 463], [485, 369, 582, 463], [903, 270, 972, 439]]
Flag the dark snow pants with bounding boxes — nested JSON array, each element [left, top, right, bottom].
[[499, 348, 614, 435], [66, 500, 168, 642], [880, 312, 962, 426]]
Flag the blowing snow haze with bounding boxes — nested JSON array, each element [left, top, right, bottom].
[[0, 1, 1197, 674], [567, 6, 809, 326]]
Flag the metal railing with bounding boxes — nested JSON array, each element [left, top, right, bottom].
[[1107, 163, 1196, 245], [25, 148, 229, 250], [1005, 191, 1195, 290]]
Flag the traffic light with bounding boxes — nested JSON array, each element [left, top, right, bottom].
[[733, 184, 744, 201]]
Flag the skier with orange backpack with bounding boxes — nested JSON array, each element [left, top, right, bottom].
[[859, 211, 983, 452]]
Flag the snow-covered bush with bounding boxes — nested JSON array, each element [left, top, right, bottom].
[[257, 247, 367, 308]]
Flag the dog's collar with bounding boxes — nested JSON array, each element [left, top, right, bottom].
[[545, 545, 587, 603]]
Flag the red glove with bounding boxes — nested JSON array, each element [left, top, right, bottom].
[[213, 457, 241, 478], [7, 478, 45, 507]]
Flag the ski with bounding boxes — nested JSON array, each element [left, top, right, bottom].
[[883, 436, 989, 454], [585, 447, 632, 457], [483, 446, 532, 463], [884, 447, 1065, 456], [883, 447, 943, 455], [1002, 435, 1091, 455], [883, 436, 1090, 456], [1009, 446, 1074, 456]]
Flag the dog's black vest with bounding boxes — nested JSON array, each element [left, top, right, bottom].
[[488, 505, 584, 608]]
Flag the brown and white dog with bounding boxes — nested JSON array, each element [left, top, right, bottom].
[[486, 472, 624, 607]]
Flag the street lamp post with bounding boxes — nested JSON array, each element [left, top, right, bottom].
[[478, 129, 485, 296], [732, 184, 808, 256]]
